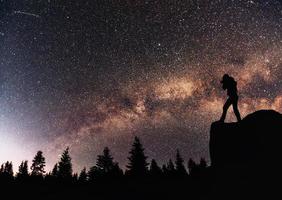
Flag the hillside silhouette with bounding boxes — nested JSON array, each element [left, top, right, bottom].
[[0, 110, 281, 199]]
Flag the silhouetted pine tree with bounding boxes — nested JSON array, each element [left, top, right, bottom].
[[149, 159, 162, 178], [45, 164, 59, 183], [162, 164, 168, 175], [31, 151, 46, 176], [57, 147, 73, 181], [126, 137, 149, 177], [0, 164, 4, 173], [97, 147, 123, 178], [51, 163, 58, 177], [188, 158, 197, 176], [166, 159, 176, 178], [198, 158, 208, 177], [0, 164, 3, 182], [78, 167, 87, 183], [47, 163, 59, 183], [96, 147, 115, 173], [111, 162, 123, 178], [44, 172, 52, 182], [72, 173, 78, 183], [0, 162, 14, 182], [199, 158, 207, 169], [4, 162, 13, 176], [89, 147, 123, 181], [88, 166, 101, 182], [16, 160, 29, 181], [175, 150, 188, 177]]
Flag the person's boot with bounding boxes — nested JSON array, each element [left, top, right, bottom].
[[219, 116, 225, 123]]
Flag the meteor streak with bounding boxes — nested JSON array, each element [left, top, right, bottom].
[[14, 11, 40, 18]]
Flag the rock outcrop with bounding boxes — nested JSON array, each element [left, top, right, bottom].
[[210, 110, 282, 172], [209, 110, 282, 198]]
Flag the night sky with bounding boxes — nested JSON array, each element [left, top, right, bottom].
[[0, 0, 282, 171]]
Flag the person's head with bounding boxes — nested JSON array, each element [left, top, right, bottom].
[[221, 74, 230, 83]]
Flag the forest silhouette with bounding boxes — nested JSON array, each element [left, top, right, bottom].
[[0, 136, 210, 199], [1, 110, 282, 199]]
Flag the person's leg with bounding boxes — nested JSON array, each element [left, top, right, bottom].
[[220, 98, 232, 122], [232, 97, 241, 122]]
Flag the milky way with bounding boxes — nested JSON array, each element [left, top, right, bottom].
[[0, 0, 282, 171]]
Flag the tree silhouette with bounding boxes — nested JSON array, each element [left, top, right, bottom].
[[111, 162, 123, 179], [57, 147, 73, 181], [0, 164, 3, 173], [166, 159, 176, 178], [199, 158, 207, 169], [162, 164, 168, 175], [88, 166, 101, 182], [126, 137, 149, 177], [0, 161, 14, 182], [96, 147, 115, 173], [88, 147, 123, 181], [149, 159, 162, 178], [78, 167, 87, 183], [175, 150, 188, 177], [72, 173, 78, 183], [4, 162, 13, 177], [0, 136, 214, 198], [31, 151, 46, 176], [51, 163, 58, 177], [188, 158, 197, 176], [45, 163, 59, 183], [17, 160, 29, 181]]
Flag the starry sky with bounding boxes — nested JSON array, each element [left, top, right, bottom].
[[0, 0, 282, 171]]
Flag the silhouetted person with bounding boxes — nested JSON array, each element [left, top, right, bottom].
[[220, 74, 241, 122]]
